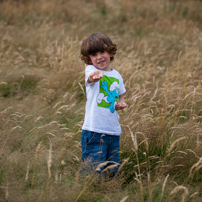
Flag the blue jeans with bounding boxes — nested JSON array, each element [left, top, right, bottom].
[[81, 130, 120, 178]]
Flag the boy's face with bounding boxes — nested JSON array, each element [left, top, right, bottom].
[[89, 51, 113, 71]]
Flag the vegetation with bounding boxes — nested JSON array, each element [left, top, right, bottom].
[[0, 0, 202, 201]]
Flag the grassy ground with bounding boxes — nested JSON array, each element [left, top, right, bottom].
[[0, 0, 202, 201]]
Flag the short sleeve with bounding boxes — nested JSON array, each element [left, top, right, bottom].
[[119, 75, 126, 95], [85, 65, 97, 87]]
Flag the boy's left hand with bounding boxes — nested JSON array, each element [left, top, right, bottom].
[[115, 102, 127, 110]]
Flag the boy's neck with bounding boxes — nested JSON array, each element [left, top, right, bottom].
[[94, 66, 112, 72]]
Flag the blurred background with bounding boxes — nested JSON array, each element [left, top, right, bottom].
[[0, 0, 202, 201]]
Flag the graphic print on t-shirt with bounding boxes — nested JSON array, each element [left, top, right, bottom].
[[96, 75, 119, 113]]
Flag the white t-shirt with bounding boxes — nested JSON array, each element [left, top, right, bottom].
[[82, 65, 126, 136]]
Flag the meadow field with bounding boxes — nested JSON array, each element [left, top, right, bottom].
[[0, 0, 202, 201]]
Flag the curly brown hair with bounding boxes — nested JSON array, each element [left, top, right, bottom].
[[80, 33, 117, 65]]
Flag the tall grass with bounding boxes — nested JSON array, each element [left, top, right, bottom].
[[0, 0, 202, 201]]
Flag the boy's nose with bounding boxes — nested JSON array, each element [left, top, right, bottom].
[[97, 53, 102, 58]]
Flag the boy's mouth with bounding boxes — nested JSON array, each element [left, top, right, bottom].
[[97, 60, 105, 65]]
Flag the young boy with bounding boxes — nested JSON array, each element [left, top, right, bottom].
[[80, 32, 127, 178]]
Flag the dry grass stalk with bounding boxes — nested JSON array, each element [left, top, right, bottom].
[[95, 161, 119, 172], [74, 173, 99, 202], [47, 143, 52, 179], [136, 132, 148, 151], [167, 137, 187, 154], [25, 162, 30, 182], [189, 192, 199, 198], [160, 174, 169, 201], [188, 157, 202, 179], [127, 125, 138, 151], [147, 172, 152, 200], [170, 185, 189, 202], [103, 164, 119, 172], [126, 125, 144, 201], [196, 133, 200, 150], [78, 82, 85, 96], [55, 170, 58, 183], [118, 158, 129, 172], [119, 196, 129, 202], [31, 142, 42, 190]]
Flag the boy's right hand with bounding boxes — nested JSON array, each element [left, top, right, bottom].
[[88, 70, 103, 83]]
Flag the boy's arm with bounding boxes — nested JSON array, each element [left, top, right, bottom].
[[87, 70, 103, 83], [115, 94, 127, 110]]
